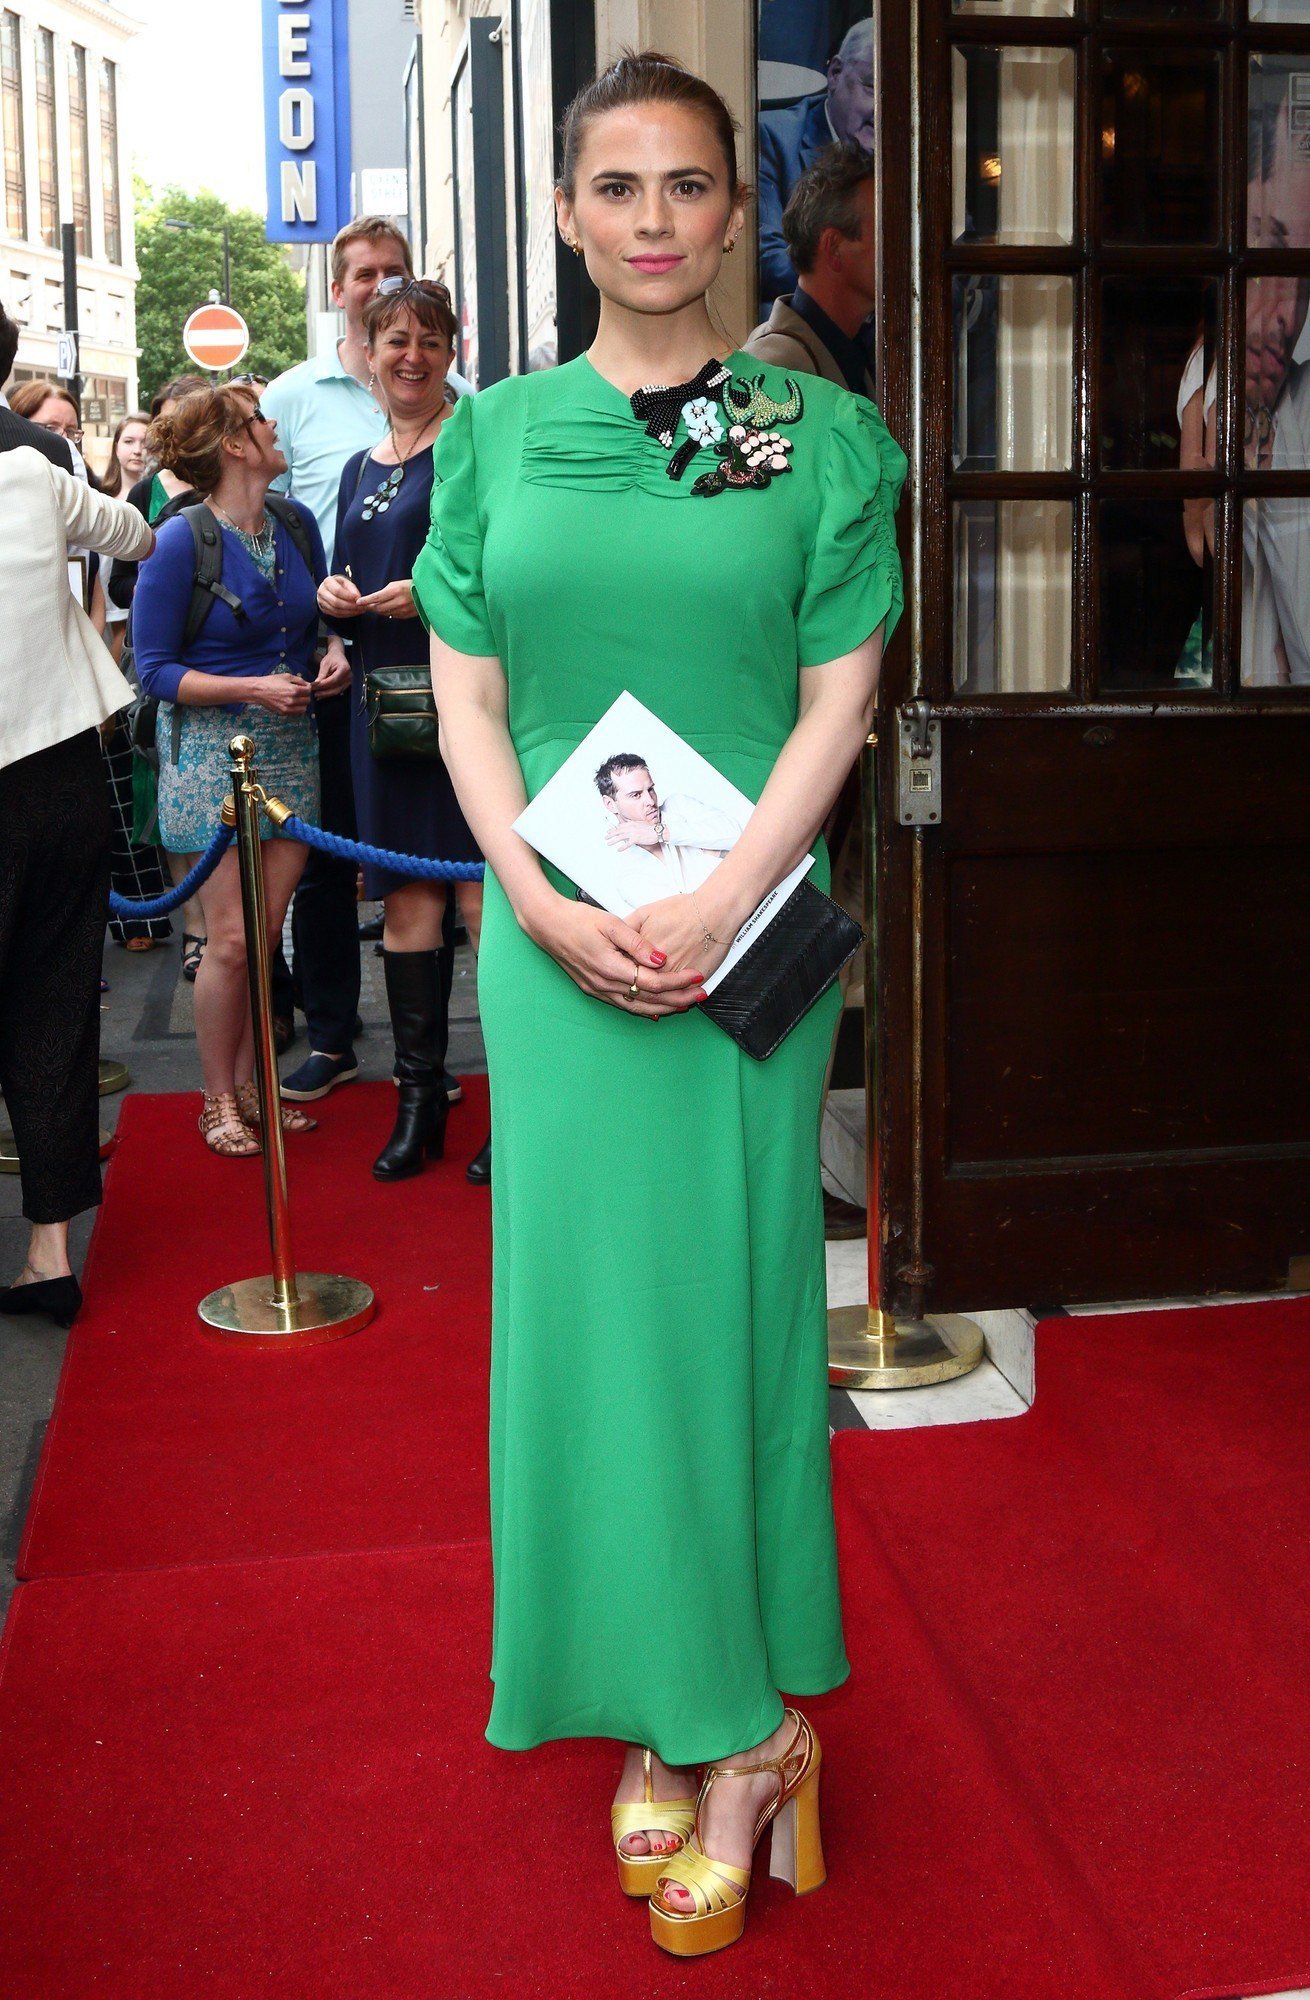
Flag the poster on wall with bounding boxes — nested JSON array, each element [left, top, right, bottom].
[[756, 1, 874, 311], [516, 0, 558, 370]]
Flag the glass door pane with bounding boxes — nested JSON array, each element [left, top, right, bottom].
[[1243, 499, 1310, 686], [1101, 50, 1222, 244], [1100, 277, 1219, 469], [953, 45, 1075, 245], [1099, 499, 1212, 690], [954, 274, 1073, 470], [954, 501, 1073, 694]]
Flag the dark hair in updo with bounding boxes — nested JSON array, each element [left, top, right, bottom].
[[146, 382, 260, 498], [556, 49, 744, 201]]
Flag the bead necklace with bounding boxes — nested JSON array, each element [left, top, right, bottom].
[[363, 410, 443, 522]]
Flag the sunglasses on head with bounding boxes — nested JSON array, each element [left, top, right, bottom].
[[375, 275, 452, 305]]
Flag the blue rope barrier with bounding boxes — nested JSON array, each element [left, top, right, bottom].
[[108, 825, 234, 920], [280, 814, 485, 883]]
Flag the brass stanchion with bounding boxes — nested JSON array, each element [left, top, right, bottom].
[[198, 735, 375, 1347], [828, 734, 985, 1390]]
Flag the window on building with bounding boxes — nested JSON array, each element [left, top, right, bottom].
[[34, 27, 57, 248], [1, 10, 25, 242], [98, 58, 120, 265], [68, 43, 91, 256]]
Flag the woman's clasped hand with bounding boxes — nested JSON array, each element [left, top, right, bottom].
[[317, 573, 418, 621], [525, 895, 711, 1018]]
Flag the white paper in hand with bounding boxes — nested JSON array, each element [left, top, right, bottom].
[[512, 692, 813, 994]]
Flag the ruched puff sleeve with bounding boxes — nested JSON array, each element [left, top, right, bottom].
[[412, 395, 496, 656], [795, 393, 908, 669]]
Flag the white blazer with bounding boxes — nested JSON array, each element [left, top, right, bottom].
[[0, 446, 154, 771]]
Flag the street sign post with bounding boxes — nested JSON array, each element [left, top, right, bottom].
[[181, 302, 250, 373]]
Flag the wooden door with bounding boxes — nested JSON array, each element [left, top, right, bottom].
[[873, 0, 1310, 1315]]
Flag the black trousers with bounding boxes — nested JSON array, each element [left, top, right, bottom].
[[0, 731, 110, 1223]]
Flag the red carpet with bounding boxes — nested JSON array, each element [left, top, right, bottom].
[[18, 1084, 492, 1579], [4, 1092, 1309, 1997]]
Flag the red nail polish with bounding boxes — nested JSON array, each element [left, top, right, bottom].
[[650, 949, 667, 966], [694, 990, 708, 1003]]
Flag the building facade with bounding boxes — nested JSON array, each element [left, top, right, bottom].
[[411, 0, 758, 384], [0, 0, 139, 451]]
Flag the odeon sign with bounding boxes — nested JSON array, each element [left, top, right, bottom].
[[261, 0, 352, 244]]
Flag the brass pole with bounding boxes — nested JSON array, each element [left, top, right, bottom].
[[827, 742, 985, 1390], [230, 734, 298, 1314], [825, 0, 984, 1391], [198, 735, 375, 1347]]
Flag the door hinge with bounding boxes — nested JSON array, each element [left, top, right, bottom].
[[896, 699, 942, 826]]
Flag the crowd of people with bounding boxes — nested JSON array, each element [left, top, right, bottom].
[[0, 48, 905, 1967]]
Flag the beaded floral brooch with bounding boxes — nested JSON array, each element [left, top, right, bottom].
[[628, 364, 804, 497]]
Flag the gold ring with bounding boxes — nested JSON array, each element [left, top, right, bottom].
[[627, 976, 640, 1001]]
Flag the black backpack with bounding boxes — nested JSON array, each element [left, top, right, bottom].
[[129, 496, 318, 769]]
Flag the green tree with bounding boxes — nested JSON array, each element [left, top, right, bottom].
[[134, 181, 307, 404]]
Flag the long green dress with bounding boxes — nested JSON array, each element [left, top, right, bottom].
[[412, 352, 907, 1765]]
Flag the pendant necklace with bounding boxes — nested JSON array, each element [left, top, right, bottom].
[[363, 412, 439, 522], [212, 502, 276, 567]]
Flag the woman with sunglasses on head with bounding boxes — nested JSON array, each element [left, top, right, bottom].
[[318, 278, 484, 1182], [131, 383, 352, 1157]]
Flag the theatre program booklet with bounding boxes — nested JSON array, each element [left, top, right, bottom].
[[512, 692, 814, 997]]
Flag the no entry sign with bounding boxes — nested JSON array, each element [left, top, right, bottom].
[[182, 303, 250, 372]]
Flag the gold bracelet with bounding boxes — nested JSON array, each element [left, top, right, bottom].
[[689, 889, 719, 951]]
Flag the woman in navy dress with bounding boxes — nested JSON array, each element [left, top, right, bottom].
[[320, 279, 484, 1182]]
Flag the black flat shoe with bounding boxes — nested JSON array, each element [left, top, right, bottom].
[[0, 1274, 82, 1327], [466, 1134, 491, 1186]]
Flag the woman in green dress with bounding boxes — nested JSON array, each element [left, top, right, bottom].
[[412, 52, 905, 1959]]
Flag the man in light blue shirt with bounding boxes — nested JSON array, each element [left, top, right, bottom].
[[262, 216, 468, 1101]]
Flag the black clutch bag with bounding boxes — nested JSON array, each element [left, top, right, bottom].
[[579, 878, 863, 1061]]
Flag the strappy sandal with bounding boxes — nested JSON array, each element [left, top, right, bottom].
[[236, 1080, 317, 1135], [649, 1709, 824, 1958], [182, 934, 206, 982], [611, 1749, 698, 1899], [198, 1092, 260, 1159]]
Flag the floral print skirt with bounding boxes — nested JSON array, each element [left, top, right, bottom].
[[157, 691, 320, 853]]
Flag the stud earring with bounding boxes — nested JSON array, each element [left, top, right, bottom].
[[723, 237, 737, 255], [567, 237, 582, 257]]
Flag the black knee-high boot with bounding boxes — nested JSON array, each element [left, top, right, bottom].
[[373, 949, 449, 1181]]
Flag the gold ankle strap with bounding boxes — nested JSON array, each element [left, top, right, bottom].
[[708, 1709, 809, 1784]]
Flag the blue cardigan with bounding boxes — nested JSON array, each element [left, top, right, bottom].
[[132, 501, 327, 705]]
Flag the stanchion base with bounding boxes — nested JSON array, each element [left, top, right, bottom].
[[198, 1273, 375, 1348], [98, 1059, 131, 1097], [828, 1304, 986, 1390]]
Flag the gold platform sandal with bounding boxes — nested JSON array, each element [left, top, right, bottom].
[[649, 1709, 824, 1958], [611, 1748, 698, 1898], [236, 1080, 317, 1135]]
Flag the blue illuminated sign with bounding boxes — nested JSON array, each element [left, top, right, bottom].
[[262, 0, 353, 244]]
